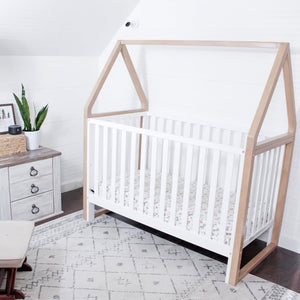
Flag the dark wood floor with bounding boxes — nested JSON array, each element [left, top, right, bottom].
[[41, 188, 300, 293]]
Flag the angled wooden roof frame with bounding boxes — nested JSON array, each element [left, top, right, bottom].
[[83, 40, 296, 286]]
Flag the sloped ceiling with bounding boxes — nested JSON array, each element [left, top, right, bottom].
[[0, 0, 139, 56]]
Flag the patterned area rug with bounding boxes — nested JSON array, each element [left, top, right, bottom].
[[14, 211, 299, 300]]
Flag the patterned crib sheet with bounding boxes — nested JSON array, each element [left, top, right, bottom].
[[98, 170, 237, 245]]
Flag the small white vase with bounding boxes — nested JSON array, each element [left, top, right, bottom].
[[24, 131, 40, 150]]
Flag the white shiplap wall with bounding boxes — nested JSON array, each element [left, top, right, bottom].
[[91, 0, 300, 253], [0, 0, 140, 192], [0, 56, 99, 191]]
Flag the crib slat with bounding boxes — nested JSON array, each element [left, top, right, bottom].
[[262, 152, 272, 225], [191, 124, 201, 181], [251, 155, 263, 236], [263, 149, 276, 225], [149, 136, 157, 217], [269, 147, 282, 221], [138, 134, 147, 213], [193, 147, 207, 233], [170, 141, 181, 225], [159, 139, 169, 221], [110, 128, 117, 204], [181, 144, 193, 229], [245, 155, 259, 240], [102, 126, 108, 201], [206, 150, 221, 239], [219, 153, 234, 244], [94, 125, 100, 198], [119, 130, 127, 206], [256, 151, 270, 231], [128, 132, 136, 209]]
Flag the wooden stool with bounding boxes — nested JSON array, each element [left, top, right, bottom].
[[0, 221, 34, 300]]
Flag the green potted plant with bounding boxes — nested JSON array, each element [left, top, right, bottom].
[[13, 84, 48, 150]]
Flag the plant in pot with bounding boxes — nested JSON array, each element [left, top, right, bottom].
[[13, 84, 48, 150]]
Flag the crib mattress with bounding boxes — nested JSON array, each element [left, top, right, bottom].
[[98, 171, 236, 245]]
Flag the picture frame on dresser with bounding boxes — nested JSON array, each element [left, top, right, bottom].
[[0, 103, 16, 134]]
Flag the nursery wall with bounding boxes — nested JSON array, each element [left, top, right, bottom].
[[92, 0, 300, 253], [0, 0, 139, 191], [0, 56, 99, 192]]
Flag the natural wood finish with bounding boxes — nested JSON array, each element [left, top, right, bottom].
[[271, 143, 294, 245], [120, 40, 281, 48], [228, 150, 255, 285], [282, 49, 297, 133], [89, 108, 147, 119], [83, 41, 149, 219], [247, 43, 289, 149], [238, 243, 277, 281], [0, 147, 61, 169], [120, 45, 148, 110], [83, 40, 296, 285], [254, 133, 294, 155], [95, 208, 109, 218], [0, 134, 26, 158], [229, 44, 296, 285], [85, 41, 122, 118]]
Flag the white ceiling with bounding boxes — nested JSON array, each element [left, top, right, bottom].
[[0, 0, 138, 56]]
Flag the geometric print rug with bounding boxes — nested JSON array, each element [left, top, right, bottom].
[[13, 211, 300, 300]]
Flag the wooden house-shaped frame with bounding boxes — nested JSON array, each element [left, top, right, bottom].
[[83, 40, 296, 285]]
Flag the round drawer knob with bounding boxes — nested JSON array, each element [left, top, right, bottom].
[[31, 204, 40, 214], [31, 184, 39, 194], [30, 167, 38, 177]]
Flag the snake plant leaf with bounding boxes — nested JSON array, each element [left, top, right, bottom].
[[21, 94, 31, 130], [22, 84, 25, 98], [34, 104, 48, 131], [14, 84, 48, 131], [13, 92, 31, 131]]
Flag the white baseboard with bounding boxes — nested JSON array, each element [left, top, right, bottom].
[[61, 179, 83, 193], [279, 235, 300, 254], [257, 232, 300, 254]]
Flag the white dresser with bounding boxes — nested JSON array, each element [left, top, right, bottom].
[[0, 148, 63, 221]]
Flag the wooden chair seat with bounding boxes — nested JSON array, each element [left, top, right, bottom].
[[0, 221, 34, 300]]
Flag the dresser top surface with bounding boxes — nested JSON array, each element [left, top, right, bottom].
[[0, 147, 61, 168]]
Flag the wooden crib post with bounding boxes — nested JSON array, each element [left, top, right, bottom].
[[227, 147, 255, 285], [83, 41, 149, 220], [271, 50, 296, 245], [227, 43, 295, 286]]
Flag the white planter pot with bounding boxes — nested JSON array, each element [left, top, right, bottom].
[[24, 131, 40, 150]]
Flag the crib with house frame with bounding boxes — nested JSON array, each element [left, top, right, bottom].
[[83, 40, 296, 285]]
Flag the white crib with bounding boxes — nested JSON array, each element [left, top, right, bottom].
[[83, 40, 296, 285]]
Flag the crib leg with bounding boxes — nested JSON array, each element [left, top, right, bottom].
[[87, 202, 95, 222], [266, 226, 273, 246], [225, 254, 234, 284]]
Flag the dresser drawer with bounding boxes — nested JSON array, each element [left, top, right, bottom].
[[9, 158, 52, 183], [11, 191, 54, 221], [10, 174, 53, 202]]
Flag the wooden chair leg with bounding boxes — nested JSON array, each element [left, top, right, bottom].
[[0, 267, 26, 300], [6, 269, 15, 296], [17, 258, 32, 272]]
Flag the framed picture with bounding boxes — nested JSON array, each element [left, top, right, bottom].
[[0, 104, 16, 134]]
